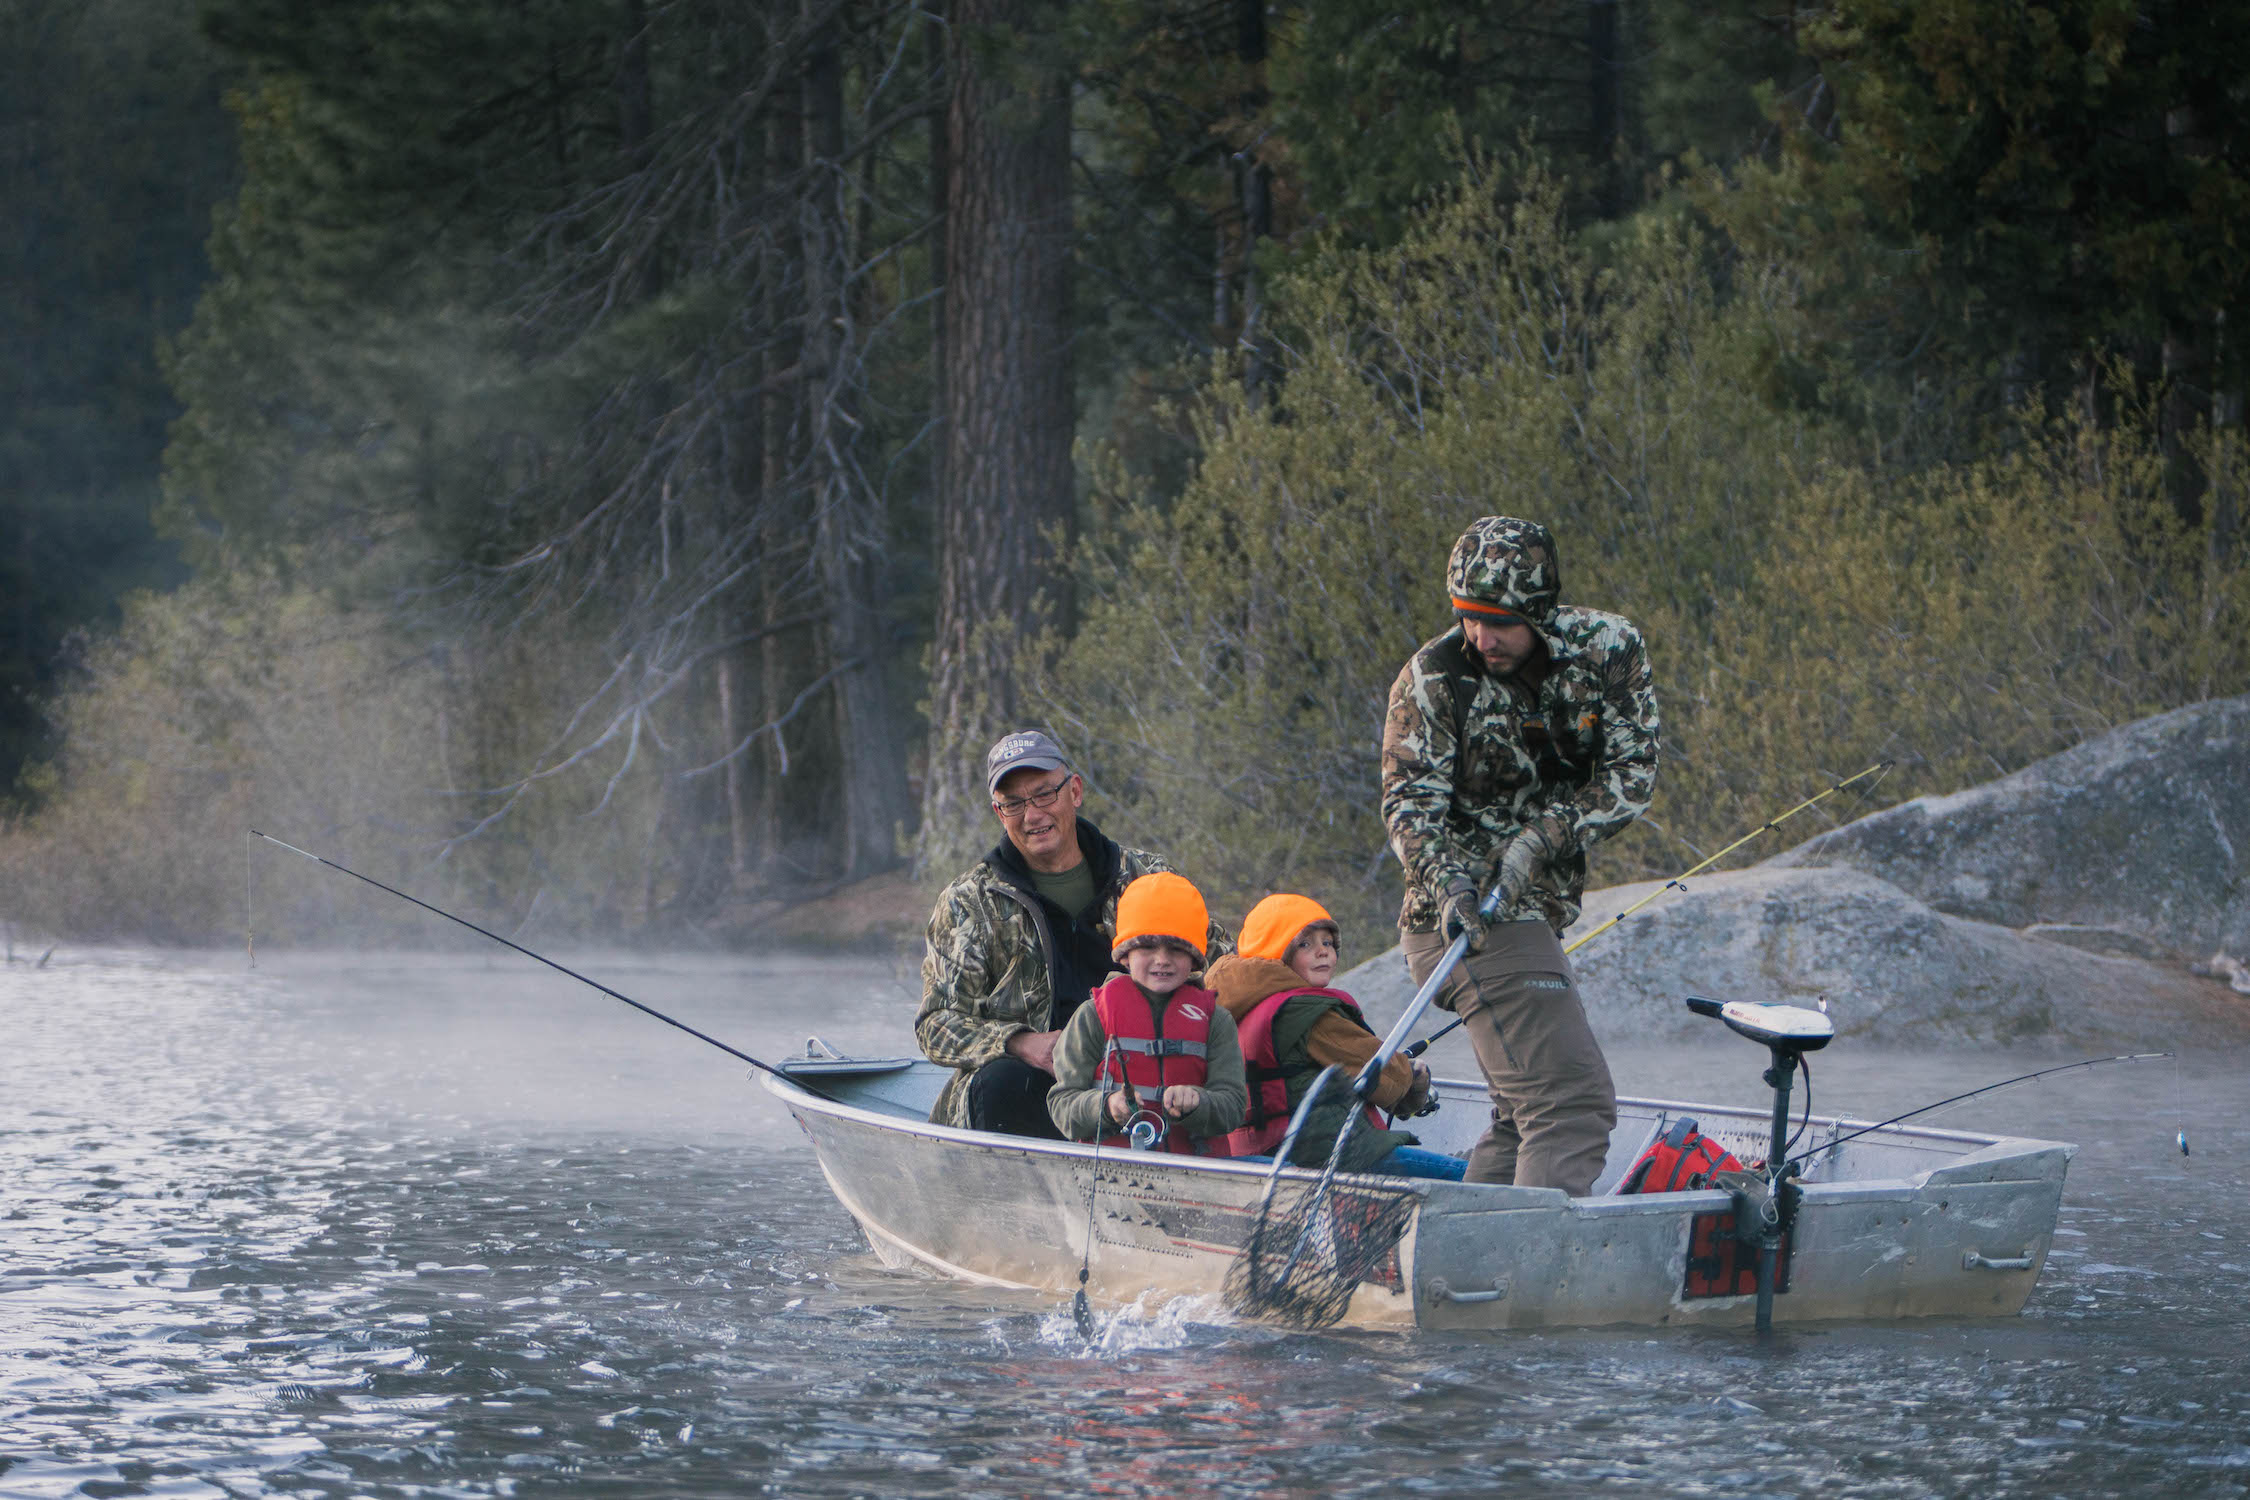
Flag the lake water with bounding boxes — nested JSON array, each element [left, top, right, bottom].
[[3, 946, 2245, 1497]]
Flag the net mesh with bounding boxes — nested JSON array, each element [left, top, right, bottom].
[[1223, 1161, 1419, 1330]]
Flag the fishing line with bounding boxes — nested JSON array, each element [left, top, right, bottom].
[[1796, 1052, 2174, 1167], [248, 829, 837, 1101], [2176, 1049, 2191, 1157], [1073, 1042, 1119, 1342], [1408, 762, 1892, 1059]]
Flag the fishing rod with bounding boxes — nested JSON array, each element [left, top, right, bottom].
[[249, 830, 836, 1102], [1072, 1042, 1188, 1339], [1405, 761, 1892, 1060], [1073, 1045, 1112, 1341], [1793, 1052, 2181, 1166]]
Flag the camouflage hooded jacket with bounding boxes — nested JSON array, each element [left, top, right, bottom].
[[1381, 517, 1661, 933], [916, 816, 1234, 1129]]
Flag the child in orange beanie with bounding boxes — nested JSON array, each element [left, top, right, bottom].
[[1046, 872, 1247, 1152], [1204, 893, 1462, 1179]]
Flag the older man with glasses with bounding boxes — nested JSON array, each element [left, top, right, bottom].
[[916, 730, 1233, 1136]]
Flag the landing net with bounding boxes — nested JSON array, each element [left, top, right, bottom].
[[1224, 1137, 1418, 1330]]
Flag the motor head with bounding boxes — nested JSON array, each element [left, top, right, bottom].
[[1685, 996, 1833, 1052]]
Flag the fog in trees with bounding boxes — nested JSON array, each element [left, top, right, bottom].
[[6, 0, 2247, 946]]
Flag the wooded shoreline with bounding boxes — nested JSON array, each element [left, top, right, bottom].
[[6, 3, 2249, 947]]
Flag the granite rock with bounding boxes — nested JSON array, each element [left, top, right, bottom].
[[1768, 695, 2250, 965], [1338, 865, 2249, 1049]]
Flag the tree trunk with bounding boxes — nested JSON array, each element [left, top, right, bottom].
[[755, 50, 804, 882], [2160, 105, 2217, 529], [927, 7, 948, 514], [617, 0, 651, 173], [804, 0, 917, 879], [920, 0, 1075, 871], [716, 654, 752, 879], [2162, 324, 2208, 528], [1234, 0, 1273, 405], [1589, 0, 1622, 218], [2213, 355, 2242, 576]]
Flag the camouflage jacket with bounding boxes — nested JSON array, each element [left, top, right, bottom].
[[916, 817, 1235, 1128], [1381, 612, 1661, 933]]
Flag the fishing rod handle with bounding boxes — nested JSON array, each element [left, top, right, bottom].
[[1265, 1062, 1344, 1180], [1394, 884, 1514, 1061]]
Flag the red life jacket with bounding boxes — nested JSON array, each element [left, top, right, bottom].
[[1091, 975, 1218, 1155], [1617, 1116, 1744, 1194], [1218, 986, 1386, 1159]]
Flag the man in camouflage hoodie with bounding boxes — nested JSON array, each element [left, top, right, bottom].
[[1380, 516, 1660, 1194], [917, 730, 1233, 1134]]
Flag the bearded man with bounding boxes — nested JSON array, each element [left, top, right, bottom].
[[1380, 516, 1660, 1195]]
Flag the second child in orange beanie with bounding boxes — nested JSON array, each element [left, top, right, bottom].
[[1045, 873, 1247, 1151], [1205, 894, 1463, 1180]]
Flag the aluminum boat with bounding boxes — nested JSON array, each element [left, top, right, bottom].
[[764, 1049, 2073, 1331]]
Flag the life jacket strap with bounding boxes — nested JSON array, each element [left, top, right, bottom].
[[1243, 1062, 1287, 1126], [1110, 1037, 1207, 1059]]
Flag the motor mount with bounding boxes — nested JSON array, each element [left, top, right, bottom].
[[1683, 995, 1831, 1333]]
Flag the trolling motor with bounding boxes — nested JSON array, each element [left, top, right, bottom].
[[1684, 996, 1833, 1333]]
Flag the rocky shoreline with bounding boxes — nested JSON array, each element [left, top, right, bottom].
[[1344, 695, 2250, 1049]]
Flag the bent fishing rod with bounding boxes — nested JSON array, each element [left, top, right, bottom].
[[1793, 1052, 2182, 1166], [1406, 761, 1892, 1059], [250, 830, 837, 1102]]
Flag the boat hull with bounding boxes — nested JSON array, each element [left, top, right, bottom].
[[792, 1081, 1419, 1324], [768, 1065, 2071, 1331]]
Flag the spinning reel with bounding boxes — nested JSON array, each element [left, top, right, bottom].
[[1100, 1039, 1172, 1151], [1122, 1108, 1169, 1151]]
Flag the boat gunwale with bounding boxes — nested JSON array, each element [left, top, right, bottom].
[[763, 1069, 1287, 1177], [759, 1069, 2071, 1191]]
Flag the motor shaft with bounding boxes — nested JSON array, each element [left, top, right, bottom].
[[1753, 1046, 1799, 1335]]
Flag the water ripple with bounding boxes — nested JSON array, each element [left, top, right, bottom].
[[2, 949, 2242, 1496]]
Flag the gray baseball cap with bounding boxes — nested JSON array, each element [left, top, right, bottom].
[[984, 729, 1072, 794]]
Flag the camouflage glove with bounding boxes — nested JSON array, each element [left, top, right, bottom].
[[1438, 879, 1488, 954], [1488, 828, 1548, 916]]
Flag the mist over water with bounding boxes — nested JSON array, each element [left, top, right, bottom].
[[4, 948, 2246, 1498]]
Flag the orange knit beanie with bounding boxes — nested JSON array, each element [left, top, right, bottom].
[[1110, 872, 1209, 966], [1238, 893, 1339, 964]]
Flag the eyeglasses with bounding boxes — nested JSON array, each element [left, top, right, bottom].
[[992, 774, 1074, 819]]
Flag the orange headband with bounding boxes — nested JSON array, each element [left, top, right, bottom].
[[1451, 596, 1526, 622]]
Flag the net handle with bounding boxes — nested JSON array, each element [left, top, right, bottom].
[[1253, 1062, 1344, 1199], [1349, 924, 1477, 1098]]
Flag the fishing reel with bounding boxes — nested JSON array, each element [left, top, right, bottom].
[[1401, 1067, 1442, 1119], [1100, 1040, 1171, 1150], [1123, 1109, 1169, 1151]]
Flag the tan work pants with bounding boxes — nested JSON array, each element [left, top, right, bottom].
[[1401, 921, 1616, 1196]]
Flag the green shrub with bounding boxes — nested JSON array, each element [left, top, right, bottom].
[[0, 572, 698, 945], [1032, 168, 2250, 944]]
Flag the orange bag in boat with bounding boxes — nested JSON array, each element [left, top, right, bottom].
[[1617, 1116, 1743, 1194]]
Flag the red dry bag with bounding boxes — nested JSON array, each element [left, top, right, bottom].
[[1617, 1116, 1744, 1194]]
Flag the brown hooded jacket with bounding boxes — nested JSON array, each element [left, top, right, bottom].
[[1205, 956, 1430, 1170]]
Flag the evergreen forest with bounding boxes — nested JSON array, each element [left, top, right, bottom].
[[5, 0, 2248, 946]]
